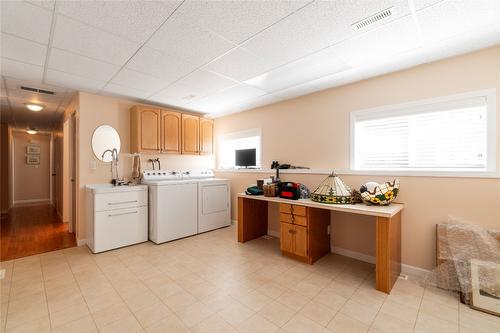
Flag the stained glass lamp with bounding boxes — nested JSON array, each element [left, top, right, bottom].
[[310, 172, 354, 204]]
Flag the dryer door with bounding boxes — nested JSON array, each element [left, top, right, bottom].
[[198, 182, 231, 233]]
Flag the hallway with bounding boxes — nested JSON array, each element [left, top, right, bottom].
[[1, 204, 76, 261]]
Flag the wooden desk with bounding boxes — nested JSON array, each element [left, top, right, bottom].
[[237, 194, 404, 294]]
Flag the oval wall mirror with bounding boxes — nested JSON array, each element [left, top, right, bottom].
[[91, 125, 121, 162]]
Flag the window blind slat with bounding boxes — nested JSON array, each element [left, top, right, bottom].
[[354, 98, 488, 171]]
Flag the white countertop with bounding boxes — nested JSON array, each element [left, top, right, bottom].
[[85, 183, 148, 194], [237, 193, 404, 218]]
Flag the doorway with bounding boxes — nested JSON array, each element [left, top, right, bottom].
[[1, 129, 76, 261]]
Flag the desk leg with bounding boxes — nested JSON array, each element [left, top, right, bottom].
[[238, 197, 268, 243], [375, 212, 402, 294]]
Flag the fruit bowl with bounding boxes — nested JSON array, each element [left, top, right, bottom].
[[360, 179, 400, 206]]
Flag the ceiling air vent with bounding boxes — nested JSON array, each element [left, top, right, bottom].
[[20, 86, 55, 95], [352, 7, 394, 31]]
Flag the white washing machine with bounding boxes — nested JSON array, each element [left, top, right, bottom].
[[143, 171, 198, 244]]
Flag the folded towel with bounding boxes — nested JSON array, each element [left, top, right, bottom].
[[132, 155, 141, 179]]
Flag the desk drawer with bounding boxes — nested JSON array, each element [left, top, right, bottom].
[[95, 190, 147, 211], [280, 213, 308, 227], [279, 203, 307, 217]]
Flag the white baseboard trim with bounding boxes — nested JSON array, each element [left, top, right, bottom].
[[402, 263, 431, 280], [13, 198, 50, 205], [332, 246, 430, 280], [77, 239, 87, 246], [332, 246, 376, 264], [267, 229, 280, 238]]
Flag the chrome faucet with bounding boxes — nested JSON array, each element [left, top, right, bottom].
[[102, 148, 122, 185]]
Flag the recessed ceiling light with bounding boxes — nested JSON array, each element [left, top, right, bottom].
[[26, 128, 37, 135], [25, 103, 44, 112]]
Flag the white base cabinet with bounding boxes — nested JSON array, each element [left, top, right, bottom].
[[86, 184, 148, 253]]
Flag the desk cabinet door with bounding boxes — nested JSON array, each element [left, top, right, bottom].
[[294, 225, 308, 258], [280, 222, 294, 253]]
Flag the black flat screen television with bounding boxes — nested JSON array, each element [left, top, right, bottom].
[[235, 148, 256, 168]]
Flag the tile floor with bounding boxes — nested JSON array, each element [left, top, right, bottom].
[[1, 226, 499, 333]]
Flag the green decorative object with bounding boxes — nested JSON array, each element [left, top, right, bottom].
[[360, 179, 400, 206], [310, 172, 354, 204]]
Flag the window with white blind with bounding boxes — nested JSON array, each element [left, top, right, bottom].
[[351, 90, 497, 172], [218, 128, 262, 169]]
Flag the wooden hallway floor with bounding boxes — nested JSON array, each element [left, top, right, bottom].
[[1, 204, 76, 261]]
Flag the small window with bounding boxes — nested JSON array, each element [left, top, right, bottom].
[[351, 90, 496, 172], [218, 128, 261, 169]]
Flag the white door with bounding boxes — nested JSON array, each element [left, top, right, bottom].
[[198, 182, 230, 233], [156, 183, 198, 243]]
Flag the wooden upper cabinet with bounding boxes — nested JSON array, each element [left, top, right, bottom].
[[181, 114, 199, 154], [130, 106, 161, 153], [199, 118, 214, 155], [161, 110, 181, 154]]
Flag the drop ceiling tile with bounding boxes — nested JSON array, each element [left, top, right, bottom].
[[126, 47, 198, 83], [26, 1, 56, 11], [1, 57, 44, 82], [330, 16, 422, 68], [52, 15, 139, 66], [245, 47, 349, 92], [188, 84, 266, 113], [48, 48, 120, 82], [416, 0, 500, 44], [46, 69, 107, 93], [0, 1, 53, 44], [1, 33, 47, 66], [149, 82, 195, 107], [204, 47, 276, 82], [177, 70, 238, 97], [242, 0, 411, 68], [179, 0, 309, 44], [272, 81, 321, 100], [57, 1, 181, 43], [111, 68, 170, 93], [146, 6, 235, 67], [102, 83, 150, 100], [411, 0, 445, 11]]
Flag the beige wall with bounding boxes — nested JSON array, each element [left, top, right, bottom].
[[0, 122, 10, 213], [12, 131, 51, 203], [214, 46, 500, 271], [76, 92, 214, 240]]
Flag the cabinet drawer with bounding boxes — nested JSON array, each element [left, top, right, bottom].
[[291, 205, 307, 217], [279, 203, 292, 214], [94, 206, 148, 253], [95, 190, 147, 211], [280, 213, 293, 223], [279, 203, 307, 216], [280, 213, 307, 226]]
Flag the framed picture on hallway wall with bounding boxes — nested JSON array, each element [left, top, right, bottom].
[[26, 155, 40, 165], [26, 144, 40, 155]]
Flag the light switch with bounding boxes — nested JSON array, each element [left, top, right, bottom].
[[90, 160, 97, 170]]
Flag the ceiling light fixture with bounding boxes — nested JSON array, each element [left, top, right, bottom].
[[25, 103, 44, 112], [26, 128, 37, 135]]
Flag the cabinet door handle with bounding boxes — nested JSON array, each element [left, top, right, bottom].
[[288, 229, 293, 234], [108, 211, 138, 217], [108, 200, 137, 205]]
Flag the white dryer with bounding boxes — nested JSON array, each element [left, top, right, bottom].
[[197, 177, 231, 233]]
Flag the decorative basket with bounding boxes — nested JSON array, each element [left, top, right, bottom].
[[310, 172, 354, 204], [360, 179, 400, 205]]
